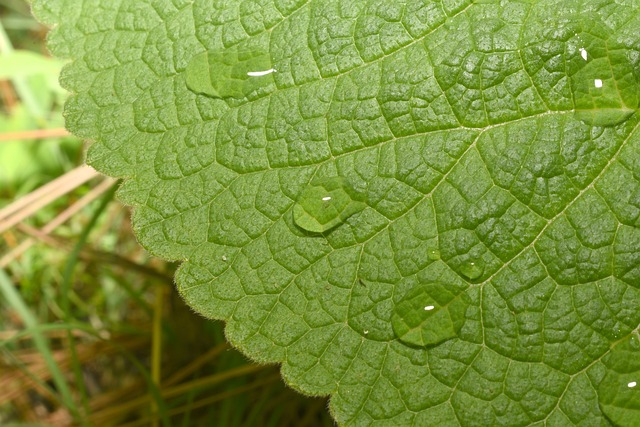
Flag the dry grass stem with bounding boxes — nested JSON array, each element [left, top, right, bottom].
[[0, 177, 116, 267], [6, 224, 172, 282], [88, 364, 266, 424], [0, 128, 70, 142], [0, 165, 100, 234], [117, 375, 281, 427], [0, 335, 149, 404], [163, 343, 229, 387]]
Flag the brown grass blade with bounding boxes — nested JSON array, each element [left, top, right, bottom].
[[88, 364, 266, 424], [0, 178, 116, 267], [163, 343, 229, 387], [117, 375, 281, 427], [0, 165, 99, 233], [0, 128, 70, 142]]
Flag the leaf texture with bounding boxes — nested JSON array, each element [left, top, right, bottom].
[[33, 0, 640, 425]]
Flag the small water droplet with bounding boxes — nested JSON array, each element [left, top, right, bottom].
[[185, 48, 276, 99], [428, 248, 441, 260], [293, 177, 367, 233], [392, 282, 470, 348], [364, 330, 369, 335], [459, 261, 483, 280], [222, 255, 228, 262], [568, 32, 639, 126], [628, 381, 637, 388]]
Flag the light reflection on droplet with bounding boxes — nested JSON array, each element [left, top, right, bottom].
[[247, 68, 277, 77], [364, 330, 369, 335], [579, 48, 588, 61], [424, 305, 435, 311], [322, 196, 332, 201], [594, 79, 603, 88], [222, 255, 228, 261], [628, 381, 637, 388]]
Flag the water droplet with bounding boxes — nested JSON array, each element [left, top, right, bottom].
[[293, 177, 367, 233], [185, 48, 276, 99], [597, 335, 640, 425], [568, 32, 639, 126], [459, 261, 483, 281], [364, 330, 369, 335], [428, 248, 441, 260], [392, 282, 470, 348], [222, 255, 228, 262]]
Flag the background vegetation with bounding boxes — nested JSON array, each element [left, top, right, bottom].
[[0, 1, 332, 425]]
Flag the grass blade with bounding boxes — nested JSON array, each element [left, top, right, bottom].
[[0, 268, 80, 420], [59, 181, 118, 423]]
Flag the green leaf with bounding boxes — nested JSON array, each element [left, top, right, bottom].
[[0, 50, 65, 80], [598, 334, 640, 426], [32, 0, 640, 425]]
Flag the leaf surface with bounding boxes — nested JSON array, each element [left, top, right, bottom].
[[33, 0, 640, 425]]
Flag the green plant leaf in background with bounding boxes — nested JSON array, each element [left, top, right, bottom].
[[32, 0, 640, 425], [0, 105, 78, 197]]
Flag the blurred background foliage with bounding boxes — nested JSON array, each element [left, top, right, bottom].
[[0, 1, 332, 425]]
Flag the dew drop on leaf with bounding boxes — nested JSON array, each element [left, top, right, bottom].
[[597, 334, 640, 426], [292, 177, 367, 233], [459, 261, 483, 280], [427, 248, 441, 260], [185, 48, 276, 99], [567, 29, 639, 126], [391, 282, 470, 348]]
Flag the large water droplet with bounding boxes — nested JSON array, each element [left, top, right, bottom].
[[598, 334, 640, 426], [459, 261, 483, 281], [391, 282, 470, 348], [293, 177, 367, 233], [185, 48, 276, 99], [568, 31, 639, 126]]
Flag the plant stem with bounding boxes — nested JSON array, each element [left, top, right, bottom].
[[151, 285, 165, 427]]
